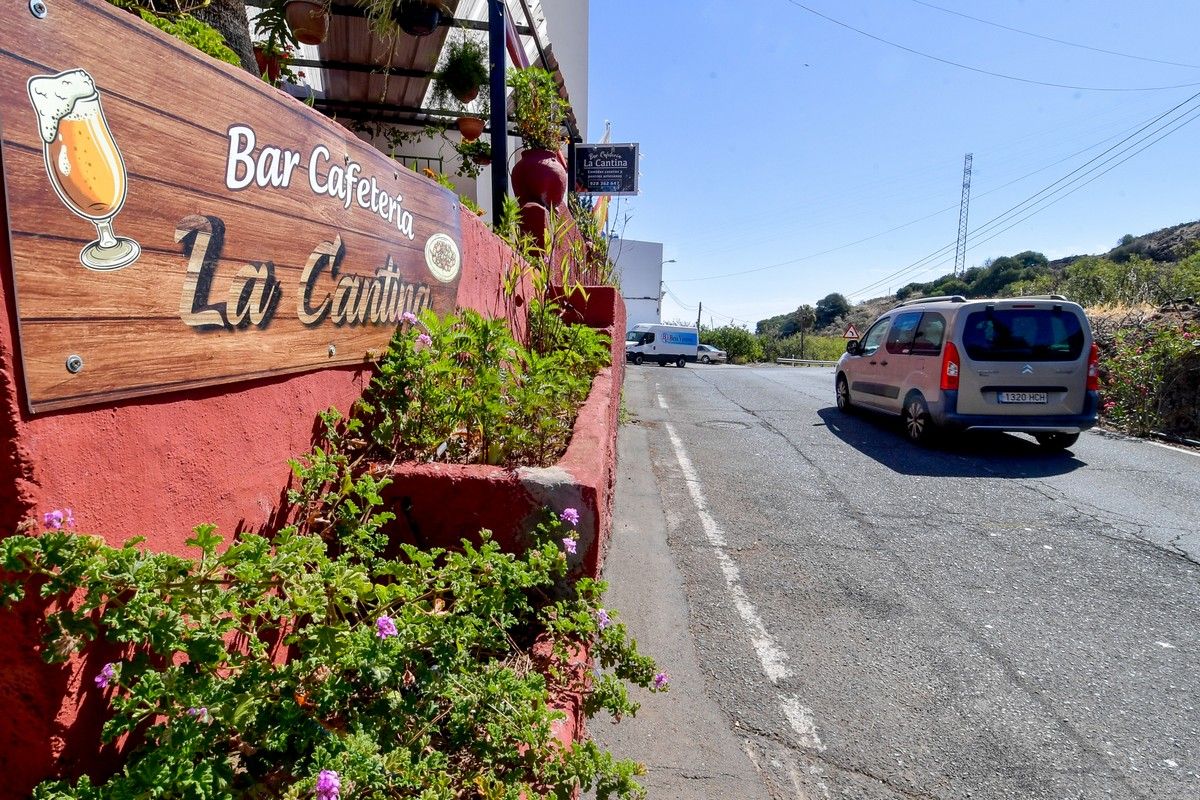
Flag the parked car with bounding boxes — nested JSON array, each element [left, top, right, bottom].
[[697, 344, 728, 364], [625, 323, 698, 367], [834, 295, 1099, 449]]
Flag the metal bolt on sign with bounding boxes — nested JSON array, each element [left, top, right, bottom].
[[65, 354, 83, 374], [328, 343, 336, 357], [29, 0, 48, 19]]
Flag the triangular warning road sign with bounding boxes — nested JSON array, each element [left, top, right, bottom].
[[842, 324, 860, 339]]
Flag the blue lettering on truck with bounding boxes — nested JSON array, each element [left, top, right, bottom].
[[662, 332, 698, 346]]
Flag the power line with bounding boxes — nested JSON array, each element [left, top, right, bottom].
[[845, 90, 1200, 298], [669, 116, 1165, 285], [907, 0, 1200, 70], [783, 1, 1200, 92]]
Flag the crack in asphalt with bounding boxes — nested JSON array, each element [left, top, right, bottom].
[[741, 725, 944, 800], [1022, 481, 1200, 568], [668, 369, 1153, 800]]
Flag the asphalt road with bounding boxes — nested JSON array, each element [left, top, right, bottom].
[[591, 363, 1200, 800]]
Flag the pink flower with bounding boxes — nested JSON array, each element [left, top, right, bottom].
[[402, 311, 418, 325], [187, 707, 210, 723], [597, 609, 611, 630], [376, 616, 398, 639], [416, 333, 433, 347], [316, 770, 340, 800], [653, 671, 670, 690], [560, 508, 580, 526], [562, 537, 577, 555], [94, 662, 117, 689], [43, 509, 74, 530]]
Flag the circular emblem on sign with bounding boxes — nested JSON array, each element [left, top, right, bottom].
[[424, 233, 461, 283]]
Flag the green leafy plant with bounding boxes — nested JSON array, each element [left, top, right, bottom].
[[453, 139, 491, 178], [5, 431, 662, 800], [507, 67, 568, 151], [1099, 318, 1200, 437], [360, 307, 609, 466], [432, 36, 489, 108], [108, 0, 242, 66]]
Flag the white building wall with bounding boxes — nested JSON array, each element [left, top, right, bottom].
[[611, 239, 664, 329]]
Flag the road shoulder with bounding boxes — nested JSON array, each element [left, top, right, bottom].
[[588, 406, 773, 800]]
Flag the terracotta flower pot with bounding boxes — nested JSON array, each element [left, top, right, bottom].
[[285, 0, 330, 45], [471, 153, 492, 166], [456, 116, 485, 141], [392, 1, 442, 36], [253, 47, 283, 83], [511, 148, 567, 209], [453, 85, 480, 104]]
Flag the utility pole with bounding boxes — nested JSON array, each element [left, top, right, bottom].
[[696, 302, 702, 332], [954, 152, 973, 278]]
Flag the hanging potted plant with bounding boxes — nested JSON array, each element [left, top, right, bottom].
[[454, 139, 491, 179], [252, 40, 296, 85], [456, 115, 485, 141], [507, 67, 569, 209], [361, 0, 448, 37], [283, 0, 331, 45], [434, 37, 488, 104]]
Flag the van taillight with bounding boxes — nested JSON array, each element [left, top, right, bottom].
[[1086, 343, 1100, 391], [941, 341, 960, 391]]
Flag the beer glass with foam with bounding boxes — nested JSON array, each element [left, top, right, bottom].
[[27, 69, 141, 271]]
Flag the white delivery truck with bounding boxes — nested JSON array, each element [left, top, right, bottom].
[[625, 323, 699, 367]]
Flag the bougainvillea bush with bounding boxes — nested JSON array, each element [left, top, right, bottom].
[[1098, 317, 1200, 437], [2, 426, 664, 800]]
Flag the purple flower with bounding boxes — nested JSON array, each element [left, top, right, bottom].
[[402, 311, 418, 325], [64, 508, 75, 527], [187, 706, 210, 723], [653, 671, 670, 690], [597, 608, 611, 630], [94, 662, 117, 689], [560, 508, 580, 527], [562, 537, 577, 555], [43, 510, 63, 529], [376, 616, 398, 639], [416, 333, 433, 347], [316, 770, 341, 800]]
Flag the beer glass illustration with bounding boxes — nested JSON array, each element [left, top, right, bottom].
[[27, 69, 140, 271]]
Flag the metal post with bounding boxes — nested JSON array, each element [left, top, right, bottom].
[[487, 0, 509, 222]]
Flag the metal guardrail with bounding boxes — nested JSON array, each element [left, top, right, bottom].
[[775, 358, 838, 367]]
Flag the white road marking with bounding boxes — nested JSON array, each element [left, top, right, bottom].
[[781, 696, 828, 751], [658, 391, 827, 752], [1156, 641, 1177, 649], [1150, 441, 1200, 458]]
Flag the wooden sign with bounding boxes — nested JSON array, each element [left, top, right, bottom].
[[0, 0, 464, 413]]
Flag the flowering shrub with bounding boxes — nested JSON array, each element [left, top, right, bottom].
[[361, 307, 610, 466], [1099, 318, 1200, 437], [2, 500, 662, 799]]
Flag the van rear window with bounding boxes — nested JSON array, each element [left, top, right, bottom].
[[962, 309, 1085, 362]]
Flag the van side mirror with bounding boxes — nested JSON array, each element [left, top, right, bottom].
[[845, 340, 860, 355]]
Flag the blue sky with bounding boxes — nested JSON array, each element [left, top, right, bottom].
[[587, 1, 1200, 328]]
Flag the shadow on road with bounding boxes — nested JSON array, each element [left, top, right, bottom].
[[816, 407, 1088, 478]]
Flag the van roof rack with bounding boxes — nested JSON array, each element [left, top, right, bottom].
[[1019, 294, 1068, 301], [893, 295, 967, 308]]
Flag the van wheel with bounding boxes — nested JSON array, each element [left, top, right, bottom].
[[902, 394, 935, 445], [700, 355, 711, 364], [633, 354, 644, 365], [835, 374, 853, 412], [676, 356, 686, 368], [1035, 432, 1079, 451]]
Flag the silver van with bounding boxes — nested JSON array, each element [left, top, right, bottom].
[[835, 295, 1099, 449]]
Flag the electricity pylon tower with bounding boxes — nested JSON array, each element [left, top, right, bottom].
[[954, 153, 973, 278]]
